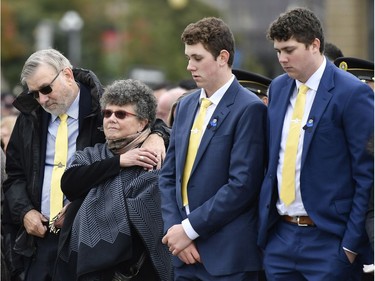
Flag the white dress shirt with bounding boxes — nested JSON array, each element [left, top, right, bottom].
[[276, 58, 326, 216], [41, 92, 80, 219], [182, 75, 235, 240]]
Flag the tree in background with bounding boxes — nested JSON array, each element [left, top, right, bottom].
[[1, 0, 222, 92]]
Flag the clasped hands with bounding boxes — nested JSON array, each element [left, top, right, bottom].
[[162, 224, 201, 264]]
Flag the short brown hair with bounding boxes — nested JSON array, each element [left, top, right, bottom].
[[181, 17, 235, 66]]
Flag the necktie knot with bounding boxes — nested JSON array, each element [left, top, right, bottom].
[[298, 84, 309, 95], [200, 98, 212, 109], [59, 114, 68, 122]]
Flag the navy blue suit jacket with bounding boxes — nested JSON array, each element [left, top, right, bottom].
[[159, 79, 267, 276], [258, 60, 374, 256]]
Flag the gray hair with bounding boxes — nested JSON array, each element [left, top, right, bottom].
[[20, 49, 73, 86], [100, 79, 157, 126]]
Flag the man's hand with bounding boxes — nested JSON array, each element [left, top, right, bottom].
[[344, 249, 357, 264], [120, 148, 158, 170], [162, 224, 192, 256], [177, 243, 201, 264], [142, 133, 166, 169], [23, 209, 48, 238]]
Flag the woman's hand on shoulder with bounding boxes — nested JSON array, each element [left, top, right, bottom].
[[119, 148, 158, 170]]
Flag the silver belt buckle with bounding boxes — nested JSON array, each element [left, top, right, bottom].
[[297, 216, 308, 227]]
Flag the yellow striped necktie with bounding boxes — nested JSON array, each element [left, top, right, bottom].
[[280, 84, 309, 206], [182, 98, 212, 206], [50, 114, 68, 222]]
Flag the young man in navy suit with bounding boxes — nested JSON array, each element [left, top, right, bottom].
[[159, 17, 267, 280], [258, 8, 374, 281]]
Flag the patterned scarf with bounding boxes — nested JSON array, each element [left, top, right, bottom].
[[62, 141, 171, 280], [106, 128, 151, 155]]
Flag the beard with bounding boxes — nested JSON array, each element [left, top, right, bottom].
[[42, 102, 69, 117]]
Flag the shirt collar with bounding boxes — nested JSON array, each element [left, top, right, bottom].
[[199, 74, 235, 105], [296, 56, 326, 92], [51, 90, 80, 122]]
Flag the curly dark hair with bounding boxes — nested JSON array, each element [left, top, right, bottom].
[[100, 79, 157, 127], [266, 7, 325, 53], [181, 17, 235, 66]]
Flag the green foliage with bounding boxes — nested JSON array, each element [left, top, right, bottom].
[[1, 0, 222, 91]]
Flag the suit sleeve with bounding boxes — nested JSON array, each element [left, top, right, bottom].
[[366, 186, 374, 251], [341, 82, 374, 252], [159, 103, 184, 233], [61, 155, 120, 201]]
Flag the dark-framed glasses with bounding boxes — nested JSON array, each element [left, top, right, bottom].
[[27, 69, 63, 99], [102, 109, 138, 119]]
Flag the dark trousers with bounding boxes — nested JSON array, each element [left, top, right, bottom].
[[174, 262, 258, 281], [264, 221, 363, 281], [25, 232, 59, 281]]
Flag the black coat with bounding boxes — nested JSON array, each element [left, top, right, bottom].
[[2, 68, 105, 260]]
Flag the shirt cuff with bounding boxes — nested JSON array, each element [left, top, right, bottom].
[[343, 247, 358, 255], [182, 218, 199, 240]]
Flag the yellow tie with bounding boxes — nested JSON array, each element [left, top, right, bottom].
[[182, 98, 212, 206], [280, 85, 309, 206], [50, 114, 68, 222]]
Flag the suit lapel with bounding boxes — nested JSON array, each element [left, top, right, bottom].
[[269, 79, 294, 168], [189, 81, 238, 175], [178, 92, 200, 172], [301, 64, 334, 167]]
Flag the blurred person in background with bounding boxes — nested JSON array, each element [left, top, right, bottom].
[[167, 90, 195, 128], [334, 56, 374, 90], [152, 82, 171, 103], [157, 79, 197, 127], [1, 115, 18, 151], [324, 42, 344, 62], [1, 148, 11, 281], [156, 86, 186, 126], [334, 56, 375, 281], [1, 93, 19, 118], [232, 68, 272, 106]]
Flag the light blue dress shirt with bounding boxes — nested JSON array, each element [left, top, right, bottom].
[[41, 93, 80, 219]]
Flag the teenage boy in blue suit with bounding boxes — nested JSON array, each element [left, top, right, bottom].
[[258, 8, 374, 281], [159, 17, 267, 280]]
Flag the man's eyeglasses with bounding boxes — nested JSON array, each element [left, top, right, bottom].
[[27, 69, 63, 99], [102, 109, 138, 119]]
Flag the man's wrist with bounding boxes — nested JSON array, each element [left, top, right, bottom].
[[151, 130, 164, 138], [182, 218, 199, 240], [150, 130, 168, 145]]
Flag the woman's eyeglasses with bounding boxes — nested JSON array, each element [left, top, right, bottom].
[[102, 109, 138, 119], [27, 69, 63, 99]]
